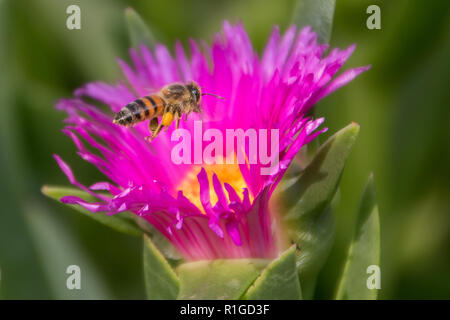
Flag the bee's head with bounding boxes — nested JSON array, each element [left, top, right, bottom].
[[186, 82, 201, 112], [186, 82, 225, 113]]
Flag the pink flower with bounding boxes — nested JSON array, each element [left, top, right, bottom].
[[54, 22, 369, 260]]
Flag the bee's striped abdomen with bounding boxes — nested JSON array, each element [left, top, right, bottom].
[[113, 95, 166, 126]]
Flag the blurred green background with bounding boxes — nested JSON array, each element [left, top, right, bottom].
[[0, 0, 449, 299]]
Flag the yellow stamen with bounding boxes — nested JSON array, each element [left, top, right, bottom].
[[178, 162, 251, 212]]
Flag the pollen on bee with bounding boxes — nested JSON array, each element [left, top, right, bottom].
[[162, 112, 174, 126]]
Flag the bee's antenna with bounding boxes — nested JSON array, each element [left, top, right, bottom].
[[202, 92, 225, 100]]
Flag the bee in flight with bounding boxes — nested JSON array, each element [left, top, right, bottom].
[[113, 82, 223, 141]]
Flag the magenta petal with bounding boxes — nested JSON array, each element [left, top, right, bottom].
[[307, 65, 371, 108], [53, 154, 75, 184], [208, 218, 224, 238], [305, 117, 325, 135], [61, 196, 109, 212], [197, 168, 213, 214], [212, 173, 229, 210], [226, 221, 242, 246], [242, 189, 251, 209], [117, 59, 144, 96], [89, 182, 122, 195], [224, 183, 241, 204], [305, 127, 328, 145], [90, 181, 113, 190], [175, 210, 183, 230]]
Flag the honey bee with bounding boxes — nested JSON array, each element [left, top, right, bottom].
[[113, 81, 223, 141]]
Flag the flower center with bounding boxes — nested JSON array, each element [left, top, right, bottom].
[[178, 163, 249, 212]]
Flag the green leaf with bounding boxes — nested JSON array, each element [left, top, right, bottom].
[[125, 7, 157, 50], [42, 185, 183, 262], [244, 246, 302, 300], [143, 234, 179, 300], [282, 123, 359, 222], [335, 174, 380, 300], [279, 123, 359, 298], [24, 202, 112, 299], [41, 185, 143, 237], [177, 259, 269, 300], [292, 0, 336, 43], [143, 224, 183, 262]]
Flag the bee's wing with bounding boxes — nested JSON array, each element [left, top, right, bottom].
[[161, 83, 189, 100]]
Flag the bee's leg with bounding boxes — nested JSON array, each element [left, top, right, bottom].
[[151, 120, 165, 140], [183, 107, 190, 122], [176, 113, 181, 130], [151, 106, 173, 138], [149, 117, 159, 133], [171, 111, 182, 139], [149, 104, 170, 139], [145, 117, 159, 141], [173, 106, 182, 130]]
